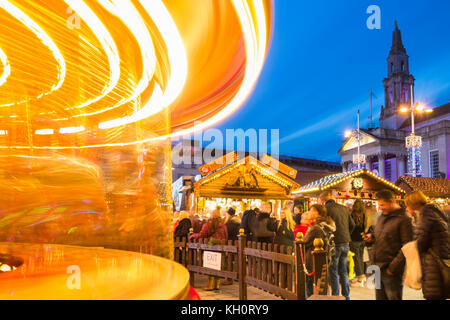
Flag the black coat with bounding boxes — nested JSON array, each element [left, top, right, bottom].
[[274, 219, 294, 247], [325, 200, 355, 245], [226, 215, 242, 242], [241, 210, 256, 240], [416, 204, 450, 300], [251, 212, 277, 243], [174, 218, 192, 240], [303, 220, 336, 272], [371, 208, 413, 276]]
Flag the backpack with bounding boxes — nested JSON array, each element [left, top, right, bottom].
[[317, 223, 336, 263]]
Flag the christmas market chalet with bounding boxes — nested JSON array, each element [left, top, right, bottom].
[[292, 169, 406, 207], [190, 152, 300, 215]]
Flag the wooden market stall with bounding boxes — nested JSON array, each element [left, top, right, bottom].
[[292, 169, 406, 208], [396, 176, 450, 206], [193, 153, 300, 216]]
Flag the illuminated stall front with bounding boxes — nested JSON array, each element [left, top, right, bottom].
[[292, 169, 406, 209], [193, 154, 300, 217]]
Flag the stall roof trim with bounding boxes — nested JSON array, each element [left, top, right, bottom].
[[292, 169, 405, 194], [195, 155, 300, 189]]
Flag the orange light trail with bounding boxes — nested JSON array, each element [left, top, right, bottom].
[[0, 0, 273, 148]]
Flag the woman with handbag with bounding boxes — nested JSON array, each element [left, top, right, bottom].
[[405, 191, 450, 300]]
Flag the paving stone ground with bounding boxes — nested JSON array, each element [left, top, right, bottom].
[[192, 274, 425, 300]]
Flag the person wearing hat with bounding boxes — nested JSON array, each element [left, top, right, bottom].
[[225, 207, 241, 242]]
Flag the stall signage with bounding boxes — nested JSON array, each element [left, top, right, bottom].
[[203, 251, 221, 271], [199, 151, 237, 176], [261, 154, 297, 179]]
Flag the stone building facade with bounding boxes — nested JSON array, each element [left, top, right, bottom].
[[339, 22, 450, 181]]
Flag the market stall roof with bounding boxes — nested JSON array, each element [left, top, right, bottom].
[[194, 155, 300, 200], [396, 176, 450, 198], [292, 169, 405, 196]]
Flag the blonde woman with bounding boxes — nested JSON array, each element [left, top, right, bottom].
[[274, 207, 295, 247]]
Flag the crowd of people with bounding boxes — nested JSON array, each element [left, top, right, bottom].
[[172, 190, 449, 300]]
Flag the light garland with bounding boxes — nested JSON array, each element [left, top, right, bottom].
[[293, 169, 405, 195]]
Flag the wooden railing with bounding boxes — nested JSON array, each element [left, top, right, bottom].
[[174, 228, 330, 300]]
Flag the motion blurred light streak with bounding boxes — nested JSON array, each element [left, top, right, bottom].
[[71, 0, 156, 119], [0, 0, 272, 149], [65, 0, 121, 110], [0, 0, 66, 105], [138, 0, 188, 109]]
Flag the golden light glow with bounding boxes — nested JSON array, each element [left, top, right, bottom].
[[399, 106, 409, 113], [415, 104, 425, 112], [0, 0, 273, 149], [344, 130, 352, 138]]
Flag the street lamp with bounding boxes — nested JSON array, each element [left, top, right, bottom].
[[399, 84, 433, 177], [345, 110, 366, 171]]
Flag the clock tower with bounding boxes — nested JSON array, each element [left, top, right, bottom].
[[381, 21, 415, 130]]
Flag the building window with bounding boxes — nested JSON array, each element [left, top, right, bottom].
[[385, 160, 392, 182], [429, 150, 440, 178]]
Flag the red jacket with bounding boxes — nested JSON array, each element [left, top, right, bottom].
[[190, 220, 228, 242], [294, 223, 313, 239]]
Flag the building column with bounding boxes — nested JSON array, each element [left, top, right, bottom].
[[397, 154, 407, 178], [378, 153, 386, 178], [366, 155, 373, 171]]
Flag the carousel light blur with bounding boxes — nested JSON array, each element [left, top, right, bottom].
[[0, 0, 273, 299]]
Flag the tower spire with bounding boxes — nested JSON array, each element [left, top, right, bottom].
[[391, 21, 406, 54]]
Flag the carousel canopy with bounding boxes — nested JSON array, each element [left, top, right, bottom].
[[293, 169, 405, 196]]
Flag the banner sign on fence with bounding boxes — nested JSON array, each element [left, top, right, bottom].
[[203, 251, 221, 271]]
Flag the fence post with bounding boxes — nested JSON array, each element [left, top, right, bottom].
[[294, 232, 306, 300], [188, 228, 195, 287], [238, 228, 247, 300], [312, 238, 328, 294]]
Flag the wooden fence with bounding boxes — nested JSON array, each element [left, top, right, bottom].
[[174, 229, 330, 300]]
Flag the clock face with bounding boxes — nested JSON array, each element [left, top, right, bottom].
[[352, 177, 364, 190]]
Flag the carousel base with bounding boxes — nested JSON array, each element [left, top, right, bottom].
[[0, 243, 191, 300]]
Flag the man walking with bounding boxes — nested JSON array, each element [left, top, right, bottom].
[[319, 191, 355, 300], [363, 189, 413, 300]]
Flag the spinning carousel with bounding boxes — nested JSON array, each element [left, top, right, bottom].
[[0, 0, 272, 299]]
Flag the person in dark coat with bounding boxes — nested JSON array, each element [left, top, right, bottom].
[[405, 191, 450, 300], [303, 204, 336, 298], [274, 207, 295, 247], [225, 207, 242, 242], [241, 209, 256, 240], [251, 202, 277, 244], [319, 191, 355, 300], [363, 190, 413, 300], [174, 211, 192, 240]]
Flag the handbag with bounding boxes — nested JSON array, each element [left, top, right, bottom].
[[401, 241, 422, 290]]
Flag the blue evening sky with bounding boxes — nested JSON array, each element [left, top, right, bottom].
[[191, 1, 450, 163]]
